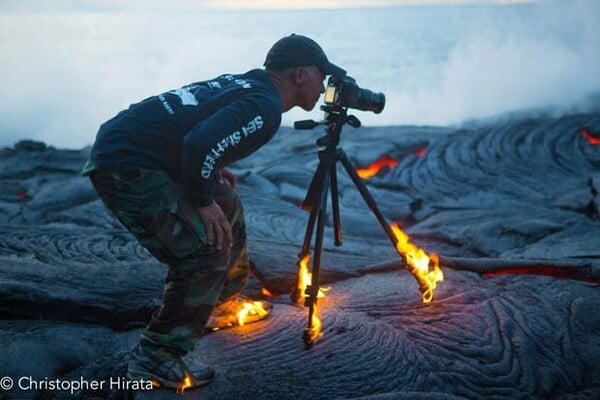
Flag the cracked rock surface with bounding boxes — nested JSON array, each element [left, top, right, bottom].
[[1, 112, 599, 399]]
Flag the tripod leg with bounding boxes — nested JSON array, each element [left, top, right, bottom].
[[291, 207, 318, 303], [339, 150, 443, 303], [338, 150, 397, 246], [330, 161, 343, 246], [293, 148, 335, 303], [301, 207, 318, 256], [303, 170, 329, 347], [301, 149, 336, 211]]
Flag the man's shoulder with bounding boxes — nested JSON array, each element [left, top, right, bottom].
[[238, 70, 278, 94], [238, 68, 269, 83], [226, 70, 281, 119]]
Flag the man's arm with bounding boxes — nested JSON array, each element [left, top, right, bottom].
[[199, 168, 236, 250], [215, 168, 237, 190], [182, 95, 280, 249]]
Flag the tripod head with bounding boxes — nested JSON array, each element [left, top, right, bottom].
[[294, 105, 361, 147], [294, 73, 385, 145]]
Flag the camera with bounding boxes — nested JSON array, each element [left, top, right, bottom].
[[324, 76, 385, 114]]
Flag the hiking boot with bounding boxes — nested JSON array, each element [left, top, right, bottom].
[[206, 295, 273, 331], [126, 345, 214, 390]]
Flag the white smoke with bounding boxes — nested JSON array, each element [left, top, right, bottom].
[[382, 0, 600, 127], [0, 1, 598, 149]]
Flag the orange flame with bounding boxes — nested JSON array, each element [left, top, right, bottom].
[[296, 254, 328, 300], [581, 129, 600, 145], [176, 373, 194, 394], [236, 300, 270, 326], [261, 287, 277, 297], [356, 155, 399, 179], [296, 253, 329, 343], [390, 223, 444, 303], [306, 301, 324, 344], [297, 254, 312, 301]]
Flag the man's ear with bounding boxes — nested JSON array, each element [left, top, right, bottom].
[[293, 67, 305, 84]]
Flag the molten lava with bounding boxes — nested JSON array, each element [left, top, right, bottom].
[[261, 287, 277, 298], [483, 266, 599, 283], [356, 149, 428, 179], [390, 223, 444, 303], [356, 155, 399, 179], [581, 129, 600, 145]]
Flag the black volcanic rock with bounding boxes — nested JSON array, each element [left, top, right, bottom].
[[0, 113, 599, 399]]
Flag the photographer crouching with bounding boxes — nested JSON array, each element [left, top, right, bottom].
[[81, 34, 346, 390]]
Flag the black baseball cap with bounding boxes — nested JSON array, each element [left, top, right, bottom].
[[264, 34, 346, 78]]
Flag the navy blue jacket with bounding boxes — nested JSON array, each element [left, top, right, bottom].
[[89, 69, 282, 207]]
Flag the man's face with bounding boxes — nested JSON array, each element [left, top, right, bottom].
[[297, 66, 325, 111]]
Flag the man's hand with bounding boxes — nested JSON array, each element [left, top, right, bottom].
[[215, 168, 237, 190], [197, 201, 232, 250]]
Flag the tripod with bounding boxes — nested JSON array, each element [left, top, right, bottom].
[[292, 104, 407, 347]]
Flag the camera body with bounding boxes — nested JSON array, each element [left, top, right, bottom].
[[324, 76, 385, 114]]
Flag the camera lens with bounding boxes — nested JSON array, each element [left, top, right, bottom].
[[355, 89, 385, 114]]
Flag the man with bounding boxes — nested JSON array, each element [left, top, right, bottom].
[[81, 34, 345, 390]]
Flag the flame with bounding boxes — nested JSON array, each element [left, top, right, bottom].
[[581, 129, 600, 145], [415, 147, 427, 157], [298, 254, 312, 301], [236, 300, 270, 326], [390, 223, 444, 303], [356, 155, 399, 179], [296, 254, 328, 300], [296, 253, 330, 344], [150, 380, 161, 388], [261, 287, 277, 297], [296, 254, 312, 301], [306, 301, 324, 344], [176, 373, 194, 394]]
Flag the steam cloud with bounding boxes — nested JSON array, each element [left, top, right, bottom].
[[382, 0, 600, 127], [0, 0, 598, 149]]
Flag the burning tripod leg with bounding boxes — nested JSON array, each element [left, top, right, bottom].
[[303, 182, 328, 346], [293, 253, 325, 346], [293, 146, 337, 347], [338, 151, 444, 304]]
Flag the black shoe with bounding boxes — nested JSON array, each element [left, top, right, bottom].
[[126, 345, 214, 391]]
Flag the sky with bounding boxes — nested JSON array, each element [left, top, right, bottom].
[[0, 0, 537, 12], [1, 0, 598, 149]]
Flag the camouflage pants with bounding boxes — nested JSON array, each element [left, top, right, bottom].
[[89, 169, 248, 358]]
